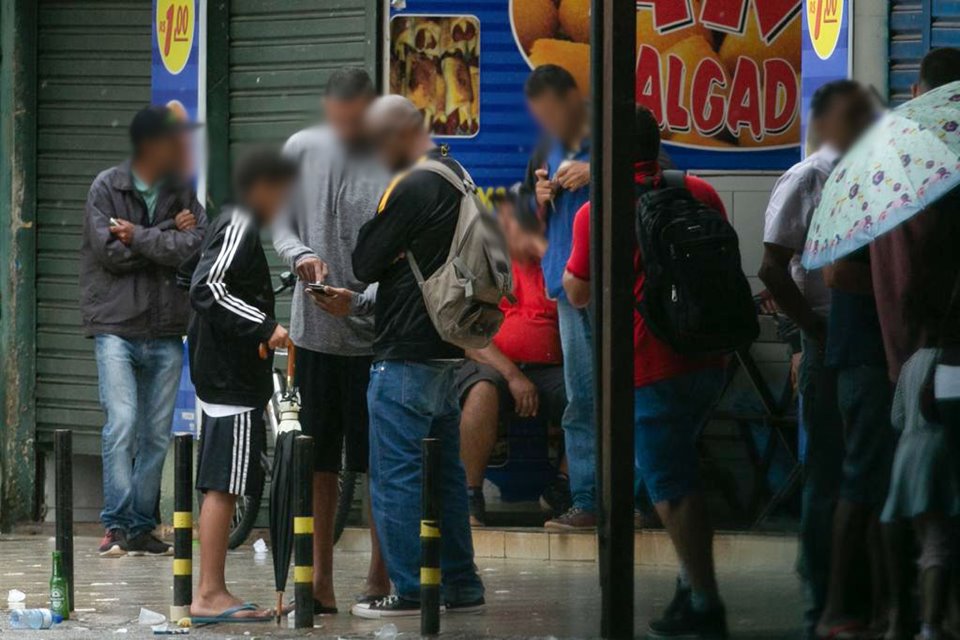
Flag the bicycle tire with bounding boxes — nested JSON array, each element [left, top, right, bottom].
[[333, 470, 359, 544]]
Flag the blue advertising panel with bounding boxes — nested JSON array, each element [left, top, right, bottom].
[[387, 0, 804, 194], [152, 0, 204, 434], [151, 0, 205, 200], [801, 0, 852, 156]]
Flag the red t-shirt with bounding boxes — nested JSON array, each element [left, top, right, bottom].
[[493, 258, 562, 365], [565, 162, 726, 388]]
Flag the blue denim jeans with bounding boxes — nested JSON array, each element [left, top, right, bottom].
[[556, 297, 596, 512], [797, 334, 843, 637], [95, 335, 182, 536], [367, 360, 485, 603]]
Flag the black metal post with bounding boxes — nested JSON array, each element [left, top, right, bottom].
[[171, 434, 193, 622], [420, 438, 441, 636], [54, 430, 74, 612], [293, 435, 315, 629], [591, 0, 636, 637]]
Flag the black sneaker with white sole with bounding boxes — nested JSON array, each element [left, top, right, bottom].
[[647, 599, 728, 639], [125, 532, 173, 556], [351, 595, 444, 619], [97, 529, 127, 557], [445, 597, 485, 614]]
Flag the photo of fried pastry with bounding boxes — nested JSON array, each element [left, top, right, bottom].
[[509, 0, 801, 150], [390, 15, 480, 137]]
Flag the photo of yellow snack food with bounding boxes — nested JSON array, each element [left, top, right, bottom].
[[414, 20, 443, 59], [637, 0, 712, 52], [449, 16, 479, 58], [558, 0, 590, 44], [393, 17, 415, 63], [666, 129, 737, 149], [738, 117, 800, 148], [443, 56, 476, 133], [718, 5, 801, 78], [470, 65, 480, 126], [512, 0, 559, 54], [528, 38, 591, 93], [507, 0, 802, 152], [390, 15, 481, 137], [660, 35, 729, 116]]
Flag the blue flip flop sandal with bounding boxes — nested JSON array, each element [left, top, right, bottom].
[[191, 603, 273, 625]]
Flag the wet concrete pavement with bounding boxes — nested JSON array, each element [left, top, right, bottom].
[[0, 534, 803, 638]]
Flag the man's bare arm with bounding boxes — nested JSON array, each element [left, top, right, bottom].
[[563, 269, 591, 309], [758, 242, 826, 343]]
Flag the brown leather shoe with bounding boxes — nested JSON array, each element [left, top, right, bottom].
[[544, 507, 596, 530]]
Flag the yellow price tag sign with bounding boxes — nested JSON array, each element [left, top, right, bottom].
[[156, 0, 195, 75], [807, 0, 843, 61]]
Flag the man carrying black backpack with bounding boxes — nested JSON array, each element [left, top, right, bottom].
[[564, 107, 754, 639]]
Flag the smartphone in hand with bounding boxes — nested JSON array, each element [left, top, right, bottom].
[[305, 282, 337, 298]]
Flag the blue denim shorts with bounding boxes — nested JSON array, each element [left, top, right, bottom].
[[634, 368, 725, 504]]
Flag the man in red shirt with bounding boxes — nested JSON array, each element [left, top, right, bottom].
[[564, 107, 728, 639], [457, 188, 568, 527]]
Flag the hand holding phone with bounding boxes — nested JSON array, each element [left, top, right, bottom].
[[305, 282, 337, 298]]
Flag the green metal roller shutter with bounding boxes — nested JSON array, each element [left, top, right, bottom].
[[228, 0, 379, 324], [35, 0, 152, 455]]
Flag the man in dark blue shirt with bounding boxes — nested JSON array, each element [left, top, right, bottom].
[[519, 65, 596, 529]]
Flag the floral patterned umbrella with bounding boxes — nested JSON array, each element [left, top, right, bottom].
[[802, 80, 960, 269]]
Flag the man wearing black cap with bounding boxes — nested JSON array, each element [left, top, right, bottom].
[[79, 105, 207, 558]]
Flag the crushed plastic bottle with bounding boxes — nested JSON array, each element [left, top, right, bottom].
[[375, 622, 398, 640], [9, 608, 55, 630]]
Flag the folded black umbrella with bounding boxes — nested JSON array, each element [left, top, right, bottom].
[[266, 342, 300, 624]]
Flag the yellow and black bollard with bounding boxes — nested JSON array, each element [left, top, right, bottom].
[[54, 430, 74, 614], [171, 434, 193, 622], [420, 437, 441, 635], [293, 435, 315, 629]]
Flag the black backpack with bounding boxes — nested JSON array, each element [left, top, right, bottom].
[[635, 171, 759, 356]]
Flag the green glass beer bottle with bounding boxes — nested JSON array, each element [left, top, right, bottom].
[[50, 550, 69, 620]]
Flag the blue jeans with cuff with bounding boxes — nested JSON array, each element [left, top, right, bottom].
[[556, 297, 596, 512], [367, 359, 485, 604], [95, 334, 182, 536]]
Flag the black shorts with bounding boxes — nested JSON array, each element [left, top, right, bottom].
[[455, 360, 567, 425], [295, 348, 372, 473], [196, 409, 266, 497]]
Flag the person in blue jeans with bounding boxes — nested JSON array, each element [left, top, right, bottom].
[[79, 105, 207, 557], [350, 96, 484, 618], [518, 65, 596, 529]]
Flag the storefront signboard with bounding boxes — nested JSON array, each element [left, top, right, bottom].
[[387, 0, 805, 194]]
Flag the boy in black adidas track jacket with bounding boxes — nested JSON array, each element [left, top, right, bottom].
[[185, 148, 295, 621]]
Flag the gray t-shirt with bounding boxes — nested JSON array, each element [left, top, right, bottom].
[[763, 146, 839, 318], [273, 126, 389, 356]]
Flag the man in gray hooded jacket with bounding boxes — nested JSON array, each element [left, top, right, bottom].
[[272, 68, 389, 612]]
